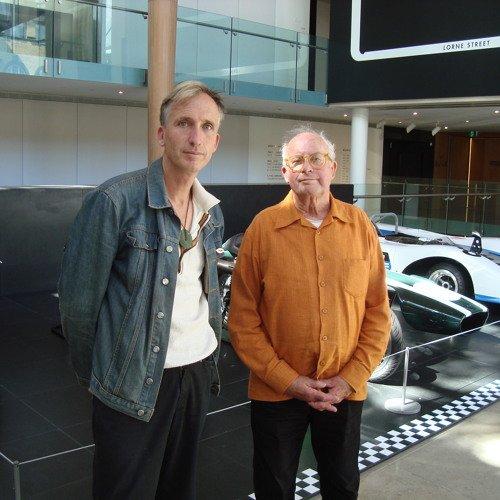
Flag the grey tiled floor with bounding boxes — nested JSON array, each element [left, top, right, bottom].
[[0, 293, 499, 499]]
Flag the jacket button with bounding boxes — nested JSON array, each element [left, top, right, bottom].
[[157, 312, 165, 319], [162, 278, 169, 285], [318, 255, 324, 261], [137, 409, 145, 417], [166, 245, 173, 253], [320, 281, 326, 287], [321, 308, 328, 314], [146, 377, 154, 385], [322, 335, 328, 341], [319, 361, 325, 366], [152, 345, 160, 353]]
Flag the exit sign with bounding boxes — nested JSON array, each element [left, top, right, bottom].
[[468, 130, 480, 138]]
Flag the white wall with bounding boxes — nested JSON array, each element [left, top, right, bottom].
[[0, 98, 384, 188], [179, 0, 310, 33]]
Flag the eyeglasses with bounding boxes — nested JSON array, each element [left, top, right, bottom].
[[284, 152, 332, 173]]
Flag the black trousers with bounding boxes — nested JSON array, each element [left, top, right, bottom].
[[251, 398, 363, 500], [92, 358, 212, 500]]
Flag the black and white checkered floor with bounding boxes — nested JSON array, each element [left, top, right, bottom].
[[248, 379, 500, 500]]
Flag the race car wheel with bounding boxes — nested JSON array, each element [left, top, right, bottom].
[[369, 310, 404, 383], [426, 262, 469, 296]]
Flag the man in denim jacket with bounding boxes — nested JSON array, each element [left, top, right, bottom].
[[59, 81, 225, 499]]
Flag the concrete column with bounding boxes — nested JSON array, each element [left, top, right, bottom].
[[350, 107, 369, 208], [148, 0, 178, 164]]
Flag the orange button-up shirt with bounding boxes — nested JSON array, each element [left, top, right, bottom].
[[228, 192, 391, 401]]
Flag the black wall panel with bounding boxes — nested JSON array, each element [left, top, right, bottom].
[[0, 187, 92, 295], [206, 184, 353, 238], [328, 0, 500, 103], [0, 184, 353, 295]]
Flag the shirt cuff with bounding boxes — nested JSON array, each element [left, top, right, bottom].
[[266, 360, 300, 395], [338, 360, 370, 395]]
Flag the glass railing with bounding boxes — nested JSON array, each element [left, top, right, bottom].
[[0, 0, 328, 105], [355, 178, 500, 237]]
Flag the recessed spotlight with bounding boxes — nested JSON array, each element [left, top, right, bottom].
[[343, 113, 348, 117], [494, 109, 500, 114], [444, 126, 448, 130], [117, 90, 125, 95], [398, 121, 402, 124], [465, 120, 469, 123], [412, 112, 418, 116]]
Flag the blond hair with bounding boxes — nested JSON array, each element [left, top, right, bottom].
[[159, 80, 225, 127]]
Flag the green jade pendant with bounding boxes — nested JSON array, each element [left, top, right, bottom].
[[179, 227, 193, 249]]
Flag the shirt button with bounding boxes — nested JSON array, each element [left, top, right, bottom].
[[145, 377, 154, 385], [321, 308, 328, 314], [152, 345, 160, 353], [319, 361, 326, 366], [322, 335, 328, 341], [320, 281, 326, 287], [162, 278, 169, 285], [137, 409, 145, 417], [318, 255, 324, 261], [317, 230, 321, 235], [166, 245, 173, 253], [157, 312, 165, 319]]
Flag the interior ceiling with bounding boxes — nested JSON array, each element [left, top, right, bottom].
[[1, 73, 499, 132]]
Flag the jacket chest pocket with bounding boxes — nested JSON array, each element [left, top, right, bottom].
[[123, 229, 159, 291], [342, 258, 369, 298]]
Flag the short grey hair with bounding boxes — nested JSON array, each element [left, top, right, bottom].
[[281, 124, 336, 163]]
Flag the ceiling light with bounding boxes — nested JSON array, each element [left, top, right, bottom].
[[376, 120, 386, 129], [117, 90, 125, 95], [398, 121, 402, 124], [431, 126, 441, 136], [412, 112, 418, 116], [406, 123, 416, 133], [343, 113, 348, 117], [494, 110, 500, 114], [444, 126, 448, 130], [465, 120, 469, 123]]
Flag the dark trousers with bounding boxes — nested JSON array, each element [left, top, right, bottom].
[[251, 398, 363, 500], [92, 358, 212, 500]]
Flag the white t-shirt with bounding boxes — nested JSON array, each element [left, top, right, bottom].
[[306, 217, 323, 228], [164, 180, 219, 368]]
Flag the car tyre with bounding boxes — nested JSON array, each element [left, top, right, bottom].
[[426, 262, 470, 296], [369, 310, 405, 383], [219, 273, 232, 340]]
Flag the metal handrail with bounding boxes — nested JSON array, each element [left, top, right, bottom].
[[55, 0, 328, 49], [356, 192, 497, 199]]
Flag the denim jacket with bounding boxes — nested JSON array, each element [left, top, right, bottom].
[[58, 159, 224, 421]]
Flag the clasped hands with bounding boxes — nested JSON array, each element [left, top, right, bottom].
[[285, 375, 353, 412]]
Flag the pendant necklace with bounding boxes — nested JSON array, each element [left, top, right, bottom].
[[178, 195, 193, 249]]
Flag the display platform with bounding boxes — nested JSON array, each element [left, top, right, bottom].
[[0, 292, 499, 499]]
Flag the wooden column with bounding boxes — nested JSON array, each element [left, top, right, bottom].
[[148, 0, 178, 163]]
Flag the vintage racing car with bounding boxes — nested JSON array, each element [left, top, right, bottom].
[[372, 213, 500, 304]]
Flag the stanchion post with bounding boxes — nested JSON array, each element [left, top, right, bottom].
[[384, 347, 421, 414], [13, 460, 21, 500]]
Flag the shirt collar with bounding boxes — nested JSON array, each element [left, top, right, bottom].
[[147, 158, 220, 211], [275, 190, 352, 229]]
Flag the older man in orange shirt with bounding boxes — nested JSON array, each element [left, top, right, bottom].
[[228, 126, 391, 499]]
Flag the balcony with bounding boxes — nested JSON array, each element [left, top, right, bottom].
[[0, 0, 328, 106]]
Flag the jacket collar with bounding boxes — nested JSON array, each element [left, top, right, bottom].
[[275, 190, 352, 229], [147, 158, 171, 209], [146, 157, 220, 211]]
